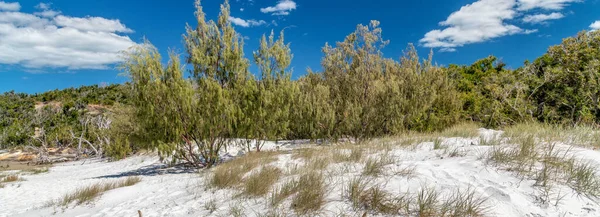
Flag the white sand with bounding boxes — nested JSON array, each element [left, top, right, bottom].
[[2, 129, 600, 217]]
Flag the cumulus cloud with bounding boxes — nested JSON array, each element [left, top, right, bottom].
[[228, 16, 267, 27], [261, 0, 296, 16], [420, 0, 526, 49], [420, 0, 577, 51], [0, 1, 137, 70], [523, 12, 564, 23], [517, 0, 580, 11], [591, 21, 600, 30], [0, 1, 19, 11]]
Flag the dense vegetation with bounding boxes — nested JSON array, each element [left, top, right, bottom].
[[1, 0, 599, 167]]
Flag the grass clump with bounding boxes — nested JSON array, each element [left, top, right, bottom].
[[440, 122, 480, 138], [333, 148, 364, 163], [565, 160, 600, 199], [210, 151, 278, 189], [362, 154, 394, 176], [433, 138, 444, 150], [243, 166, 282, 197], [270, 179, 299, 206], [415, 187, 440, 217], [489, 133, 600, 201], [1, 174, 23, 183], [440, 187, 489, 217], [346, 177, 408, 215], [27, 167, 49, 174], [52, 176, 141, 207], [291, 172, 326, 215], [204, 199, 218, 213]]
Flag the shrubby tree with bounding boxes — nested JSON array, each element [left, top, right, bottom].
[[251, 30, 297, 150], [289, 71, 335, 140], [448, 56, 533, 127], [526, 30, 600, 125], [122, 0, 248, 167]]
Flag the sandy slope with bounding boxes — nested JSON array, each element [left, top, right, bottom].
[[1, 130, 600, 217]]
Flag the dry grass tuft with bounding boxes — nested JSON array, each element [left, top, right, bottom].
[[270, 179, 299, 206], [51, 176, 141, 207], [332, 148, 364, 163], [210, 151, 278, 189], [345, 177, 408, 215], [362, 154, 394, 176], [204, 198, 218, 213], [291, 172, 326, 215], [440, 122, 480, 138], [440, 187, 489, 217], [415, 187, 440, 217], [1, 174, 23, 183], [489, 133, 600, 201], [433, 138, 444, 150], [26, 167, 49, 175], [243, 166, 282, 197]]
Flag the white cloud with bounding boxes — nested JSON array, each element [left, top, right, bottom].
[[524, 29, 539, 34], [261, 0, 296, 15], [0, 4, 137, 70], [523, 12, 564, 23], [34, 3, 60, 17], [228, 16, 266, 27], [54, 16, 133, 33], [240, 8, 244, 12], [591, 21, 600, 30], [0, 1, 19, 11], [440, 48, 457, 52], [420, 0, 576, 51], [517, 0, 580, 11], [420, 0, 526, 49], [36, 3, 50, 10]]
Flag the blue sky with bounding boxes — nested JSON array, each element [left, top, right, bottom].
[[1, 0, 600, 93]]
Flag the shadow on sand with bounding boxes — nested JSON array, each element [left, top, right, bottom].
[[94, 163, 197, 179]]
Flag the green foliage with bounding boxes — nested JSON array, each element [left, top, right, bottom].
[[526, 30, 600, 125], [448, 56, 533, 127]]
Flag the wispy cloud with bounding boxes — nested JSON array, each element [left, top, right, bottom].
[[261, 0, 297, 16], [517, 0, 580, 11], [34, 3, 60, 17], [523, 12, 564, 24], [228, 16, 267, 27], [0, 1, 137, 70]]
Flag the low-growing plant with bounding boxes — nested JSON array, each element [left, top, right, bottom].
[[228, 204, 244, 217], [345, 177, 408, 215], [270, 179, 299, 206], [565, 160, 600, 199], [440, 122, 480, 138], [243, 166, 282, 197], [52, 176, 141, 207], [433, 138, 444, 150], [415, 187, 440, 217], [210, 152, 278, 189], [362, 154, 394, 176], [439, 187, 489, 217], [333, 148, 364, 163], [291, 172, 326, 215], [204, 198, 218, 214], [1, 175, 23, 183]]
